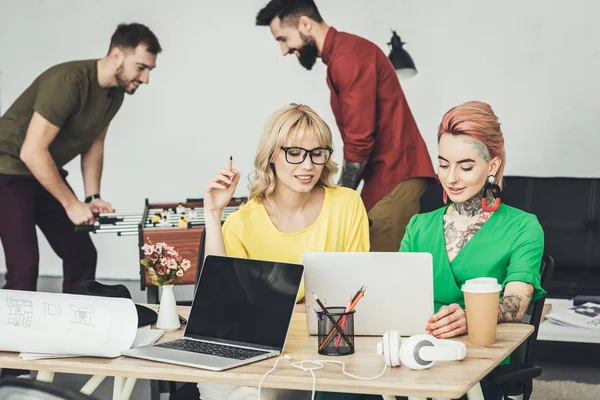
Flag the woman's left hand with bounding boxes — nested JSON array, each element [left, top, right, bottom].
[[425, 303, 467, 339]]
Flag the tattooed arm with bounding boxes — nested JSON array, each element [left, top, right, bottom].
[[497, 281, 534, 323], [338, 160, 366, 190]]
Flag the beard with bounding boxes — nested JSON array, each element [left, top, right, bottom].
[[115, 65, 138, 95], [296, 33, 319, 70]]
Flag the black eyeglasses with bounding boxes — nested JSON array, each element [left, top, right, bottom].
[[280, 146, 333, 165]]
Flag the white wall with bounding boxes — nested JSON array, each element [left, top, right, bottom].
[[1, 0, 599, 280]]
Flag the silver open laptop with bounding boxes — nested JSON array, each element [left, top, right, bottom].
[[123, 255, 304, 371], [303, 252, 433, 336]]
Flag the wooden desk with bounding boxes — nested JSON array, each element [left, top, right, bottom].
[[0, 306, 533, 400]]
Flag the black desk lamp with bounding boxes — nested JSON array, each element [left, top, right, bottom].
[[388, 30, 417, 79]]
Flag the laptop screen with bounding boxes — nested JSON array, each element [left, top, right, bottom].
[[185, 256, 304, 350]]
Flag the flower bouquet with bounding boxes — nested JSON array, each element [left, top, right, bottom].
[[140, 239, 191, 330]]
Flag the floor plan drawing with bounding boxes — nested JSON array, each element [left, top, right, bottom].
[[44, 302, 61, 317], [7, 298, 33, 327], [69, 306, 94, 326]]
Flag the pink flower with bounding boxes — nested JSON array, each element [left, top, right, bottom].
[[176, 270, 184, 277], [141, 244, 154, 256], [167, 250, 178, 257], [156, 265, 166, 275], [181, 260, 191, 271], [160, 258, 168, 266], [167, 259, 178, 269]]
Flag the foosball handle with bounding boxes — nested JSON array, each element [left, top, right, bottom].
[[74, 225, 96, 233]]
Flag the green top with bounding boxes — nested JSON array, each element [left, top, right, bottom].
[[0, 59, 124, 175], [315, 204, 546, 399], [400, 204, 546, 313]]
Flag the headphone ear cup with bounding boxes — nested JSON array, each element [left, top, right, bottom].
[[388, 330, 401, 367], [400, 335, 436, 370], [382, 331, 392, 367]]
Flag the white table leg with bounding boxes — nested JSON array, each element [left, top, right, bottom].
[[466, 382, 485, 400], [120, 377, 137, 400], [80, 375, 106, 395], [36, 371, 55, 383], [113, 376, 125, 400]]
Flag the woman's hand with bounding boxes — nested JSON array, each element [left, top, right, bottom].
[[425, 303, 467, 339], [204, 168, 240, 213]]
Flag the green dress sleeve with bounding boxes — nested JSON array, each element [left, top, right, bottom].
[[504, 213, 547, 301]]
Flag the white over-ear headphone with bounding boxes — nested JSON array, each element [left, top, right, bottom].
[[377, 331, 466, 370]]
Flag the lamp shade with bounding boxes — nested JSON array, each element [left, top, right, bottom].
[[388, 30, 417, 79]]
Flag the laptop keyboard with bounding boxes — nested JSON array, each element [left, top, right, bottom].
[[156, 339, 269, 360]]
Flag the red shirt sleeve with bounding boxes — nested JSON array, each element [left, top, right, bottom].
[[329, 53, 378, 162]]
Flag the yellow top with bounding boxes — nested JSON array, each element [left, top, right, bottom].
[[222, 186, 370, 302]]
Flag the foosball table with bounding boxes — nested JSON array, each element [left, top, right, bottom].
[[76, 197, 247, 303]]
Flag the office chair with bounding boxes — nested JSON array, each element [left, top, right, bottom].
[[485, 254, 556, 400], [0, 377, 97, 400]]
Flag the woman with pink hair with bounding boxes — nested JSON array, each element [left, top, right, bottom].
[[317, 102, 546, 400], [403, 101, 546, 341]]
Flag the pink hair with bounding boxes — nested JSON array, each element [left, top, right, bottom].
[[437, 101, 506, 189]]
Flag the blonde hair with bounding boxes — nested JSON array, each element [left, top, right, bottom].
[[249, 103, 338, 202]]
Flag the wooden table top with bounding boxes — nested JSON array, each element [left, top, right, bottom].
[[0, 306, 533, 398]]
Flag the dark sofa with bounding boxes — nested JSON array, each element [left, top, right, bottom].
[[418, 176, 600, 298]]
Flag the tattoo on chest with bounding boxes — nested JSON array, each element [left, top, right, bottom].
[[444, 212, 490, 261]]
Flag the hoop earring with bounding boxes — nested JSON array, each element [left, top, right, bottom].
[[482, 175, 501, 212], [443, 191, 448, 205]]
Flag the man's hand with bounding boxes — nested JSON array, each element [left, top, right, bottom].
[[66, 201, 95, 225], [426, 303, 468, 339], [89, 198, 113, 213], [338, 160, 366, 190]]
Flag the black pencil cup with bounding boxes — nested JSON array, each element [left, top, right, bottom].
[[317, 307, 355, 356]]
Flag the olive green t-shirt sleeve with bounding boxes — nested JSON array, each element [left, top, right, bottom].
[[504, 213, 546, 301], [33, 75, 81, 128]]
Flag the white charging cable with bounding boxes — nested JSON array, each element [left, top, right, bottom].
[[258, 355, 388, 400]]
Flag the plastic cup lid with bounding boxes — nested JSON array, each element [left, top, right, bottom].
[[461, 277, 502, 293]]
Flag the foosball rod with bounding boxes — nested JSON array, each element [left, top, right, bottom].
[[97, 210, 144, 217], [118, 231, 138, 236], [147, 206, 240, 213], [92, 227, 139, 234]]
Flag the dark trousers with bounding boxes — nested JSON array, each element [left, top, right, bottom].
[[0, 174, 97, 293]]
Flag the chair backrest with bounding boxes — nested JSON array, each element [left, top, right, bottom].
[[0, 377, 96, 400], [510, 254, 555, 366], [419, 177, 600, 298]]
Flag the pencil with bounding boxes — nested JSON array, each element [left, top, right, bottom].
[[335, 286, 367, 348]]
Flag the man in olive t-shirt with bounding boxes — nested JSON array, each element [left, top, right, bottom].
[[0, 23, 161, 295]]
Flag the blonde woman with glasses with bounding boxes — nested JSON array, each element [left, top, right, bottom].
[[204, 103, 369, 302], [194, 104, 369, 400]]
